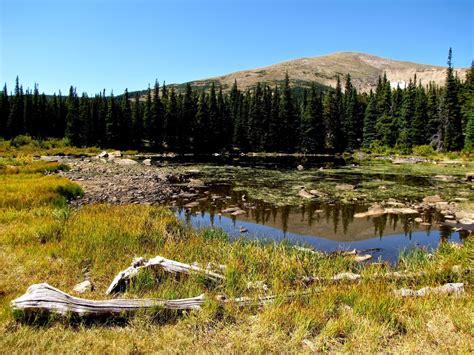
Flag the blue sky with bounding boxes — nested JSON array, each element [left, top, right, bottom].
[[1, 0, 473, 95]]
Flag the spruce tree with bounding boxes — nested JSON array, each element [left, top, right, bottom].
[[150, 81, 164, 150], [362, 91, 377, 148], [132, 94, 143, 149], [300, 84, 324, 153], [164, 88, 179, 151], [194, 91, 210, 153], [278, 73, 296, 152], [65, 86, 80, 145], [411, 83, 428, 146], [463, 96, 474, 150], [7, 77, 24, 138], [142, 86, 152, 144], [120, 88, 132, 148], [105, 91, 117, 147], [181, 83, 196, 151], [0, 84, 9, 137], [442, 48, 463, 151]]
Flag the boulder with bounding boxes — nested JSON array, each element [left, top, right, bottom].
[[423, 195, 444, 204], [298, 189, 314, 199], [187, 179, 205, 188], [97, 151, 108, 158], [111, 150, 122, 157], [309, 189, 327, 198], [385, 208, 419, 215], [414, 217, 423, 223], [142, 159, 152, 166], [335, 183, 355, 191], [73, 280, 92, 293], [296, 165, 304, 171], [114, 158, 138, 166]]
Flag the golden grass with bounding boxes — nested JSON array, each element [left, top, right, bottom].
[[0, 159, 472, 353]]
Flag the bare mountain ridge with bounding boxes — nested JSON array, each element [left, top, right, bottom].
[[170, 52, 469, 93]]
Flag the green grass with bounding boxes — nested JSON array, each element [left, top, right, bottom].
[[0, 158, 472, 353]]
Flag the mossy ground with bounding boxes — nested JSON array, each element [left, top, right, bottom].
[[0, 156, 473, 353]]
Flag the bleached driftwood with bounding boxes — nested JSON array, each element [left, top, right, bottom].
[[11, 283, 205, 316], [106, 256, 225, 295], [394, 283, 465, 297], [12, 284, 313, 318]]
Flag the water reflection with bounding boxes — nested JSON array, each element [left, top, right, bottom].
[[174, 192, 465, 262]]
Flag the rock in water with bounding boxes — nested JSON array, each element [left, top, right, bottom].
[[73, 280, 92, 293], [114, 158, 138, 166], [298, 189, 314, 199]]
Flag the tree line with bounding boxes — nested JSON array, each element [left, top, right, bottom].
[[1, 49, 473, 153]]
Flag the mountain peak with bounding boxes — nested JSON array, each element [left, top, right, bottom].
[[179, 52, 467, 93]]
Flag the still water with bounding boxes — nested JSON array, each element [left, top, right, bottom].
[[154, 155, 466, 262]]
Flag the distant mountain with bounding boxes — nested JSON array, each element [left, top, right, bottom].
[[150, 52, 469, 94]]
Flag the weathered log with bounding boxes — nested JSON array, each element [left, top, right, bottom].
[[11, 283, 205, 316], [394, 283, 465, 297], [12, 284, 314, 319], [106, 256, 225, 295]]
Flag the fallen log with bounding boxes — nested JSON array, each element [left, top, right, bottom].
[[394, 283, 465, 297], [106, 256, 225, 295], [12, 284, 314, 318], [11, 283, 205, 316]]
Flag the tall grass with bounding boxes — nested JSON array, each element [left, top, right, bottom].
[[0, 158, 472, 353]]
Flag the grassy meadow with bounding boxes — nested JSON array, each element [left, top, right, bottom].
[[0, 155, 473, 353]]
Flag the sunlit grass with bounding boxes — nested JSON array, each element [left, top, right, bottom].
[[0, 157, 472, 352]]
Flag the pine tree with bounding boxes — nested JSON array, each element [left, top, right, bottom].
[[426, 82, 440, 143], [181, 83, 196, 151], [65, 86, 80, 145], [132, 94, 143, 149], [463, 96, 474, 150], [265, 86, 280, 151], [78, 93, 90, 146], [164, 88, 179, 151], [411, 84, 428, 146], [0, 84, 9, 137], [150, 81, 164, 150], [396, 77, 416, 152], [194, 91, 210, 153], [248, 83, 263, 150], [105, 91, 117, 147], [142, 86, 152, 144], [120, 88, 132, 148], [362, 91, 377, 148], [442, 48, 463, 151], [300, 84, 324, 153], [7, 77, 24, 138], [278, 73, 296, 152], [207, 83, 220, 152]]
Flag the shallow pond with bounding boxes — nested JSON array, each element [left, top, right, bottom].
[[154, 156, 470, 262]]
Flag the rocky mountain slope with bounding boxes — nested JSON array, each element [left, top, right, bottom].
[[173, 52, 469, 93]]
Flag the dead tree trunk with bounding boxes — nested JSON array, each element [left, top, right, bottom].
[[12, 283, 205, 316], [106, 256, 225, 295]]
